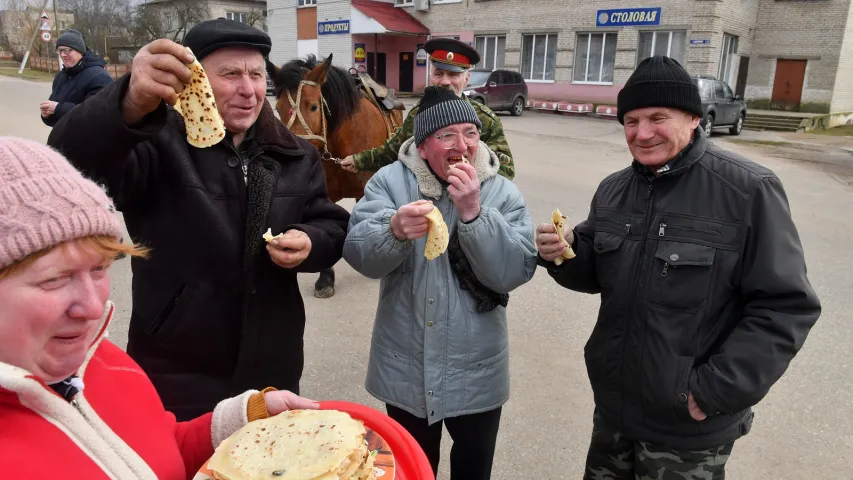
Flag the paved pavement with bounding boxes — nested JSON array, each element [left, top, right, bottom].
[[2, 75, 852, 479]]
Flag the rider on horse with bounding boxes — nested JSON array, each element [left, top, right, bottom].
[[340, 38, 516, 180]]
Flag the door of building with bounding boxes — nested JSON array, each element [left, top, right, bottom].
[[366, 53, 387, 85], [735, 56, 749, 99], [771, 59, 807, 111], [399, 52, 414, 93]]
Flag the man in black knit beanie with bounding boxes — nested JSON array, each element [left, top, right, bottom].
[[536, 56, 820, 479]]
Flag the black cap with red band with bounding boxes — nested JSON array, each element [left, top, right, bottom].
[[424, 38, 480, 73]]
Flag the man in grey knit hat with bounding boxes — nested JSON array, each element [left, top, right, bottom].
[[40, 29, 112, 127], [344, 85, 537, 479], [536, 55, 820, 478]]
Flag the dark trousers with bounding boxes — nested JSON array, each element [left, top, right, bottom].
[[583, 409, 735, 480], [385, 404, 502, 480]]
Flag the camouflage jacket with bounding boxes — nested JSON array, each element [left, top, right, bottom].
[[352, 96, 515, 180]]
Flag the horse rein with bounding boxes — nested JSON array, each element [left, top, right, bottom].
[[284, 80, 343, 164]]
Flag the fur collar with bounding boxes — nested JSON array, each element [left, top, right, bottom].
[[398, 137, 501, 200]]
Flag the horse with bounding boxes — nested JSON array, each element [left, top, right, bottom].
[[267, 53, 405, 299]]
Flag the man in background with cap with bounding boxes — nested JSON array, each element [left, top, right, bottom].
[[345, 85, 536, 479], [339, 37, 516, 180], [535, 56, 821, 478], [47, 19, 350, 421], [40, 29, 112, 127]]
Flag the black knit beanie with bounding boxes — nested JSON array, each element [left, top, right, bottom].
[[617, 55, 702, 124], [414, 86, 482, 146], [56, 29, 86, 54]]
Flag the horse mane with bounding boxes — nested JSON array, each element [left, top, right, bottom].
[[273, 54, 361, 133]]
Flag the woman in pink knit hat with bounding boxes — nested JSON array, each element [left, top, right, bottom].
[[0, 136, 319, 479]]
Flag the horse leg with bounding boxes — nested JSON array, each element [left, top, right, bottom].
[[314, 267, 335, 299]]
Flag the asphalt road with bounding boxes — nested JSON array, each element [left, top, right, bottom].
[[1, 75, 851, 479]]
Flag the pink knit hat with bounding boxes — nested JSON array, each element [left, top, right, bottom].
[[0, 137, 123, 270]]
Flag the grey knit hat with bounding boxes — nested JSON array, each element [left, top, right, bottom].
[[414, 86, 482, 146], [56, 29, 86, 54]]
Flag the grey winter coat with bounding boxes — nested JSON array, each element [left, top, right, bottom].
[[344, 138, 537, 424]]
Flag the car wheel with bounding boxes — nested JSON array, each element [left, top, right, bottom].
[[729, 113, 744, 136], [702, 113, 714, 138], [510, 97, 524, 116]]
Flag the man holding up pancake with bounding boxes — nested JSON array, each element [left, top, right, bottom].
[[343, 86, 537, 479], [536, 56, 821, 479], [46, 19, 350, 421]]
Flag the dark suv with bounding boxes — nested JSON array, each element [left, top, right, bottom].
[[463, 69, 528, 116], [692, 76, 747, 137]]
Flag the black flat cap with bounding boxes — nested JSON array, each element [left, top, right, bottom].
[[424, 38, 480, 72], [183, 18, 271, 61]]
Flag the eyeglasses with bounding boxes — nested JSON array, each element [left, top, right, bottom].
[[56, 47, 74, 55], [434, 130, 480, 149]]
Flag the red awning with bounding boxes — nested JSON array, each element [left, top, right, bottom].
[[351, 0, 430, 36]]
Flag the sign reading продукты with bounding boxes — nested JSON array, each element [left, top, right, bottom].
[[318, 20, 350, 35], [596, 8, 662, 27]]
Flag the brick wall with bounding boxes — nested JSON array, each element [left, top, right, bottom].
[[404, 0, 758, 98], [747, 0, 852, 111], [267, 0, 299, 66], [317, 0, 353, 69], [831, 3, 853, 112]]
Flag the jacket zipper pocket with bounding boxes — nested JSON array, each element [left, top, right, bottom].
[[601, 217, 632, 235], [658, 223, 721, 237], [147, 284, 186, 335]]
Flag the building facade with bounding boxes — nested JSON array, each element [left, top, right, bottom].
[[0, 8, 75, 58], [268, 0, 853, 113]]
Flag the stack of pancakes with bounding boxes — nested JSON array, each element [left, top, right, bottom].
[[208, 409, 377, 480]]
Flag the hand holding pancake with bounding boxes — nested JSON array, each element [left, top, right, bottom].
[[123, 39, 194, 124], [448, 162, 480, 223], [391, 200, 434, 241], [536, 208, 576, 264], [264, 228, 312, 269]]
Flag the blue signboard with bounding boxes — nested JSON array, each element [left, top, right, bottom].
[[318, 20, 350, 35], [690, 39, 711, 45], [596, 8, 662, 27]]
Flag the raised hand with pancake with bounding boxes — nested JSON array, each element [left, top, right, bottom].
[[122, 39, 195, 125]]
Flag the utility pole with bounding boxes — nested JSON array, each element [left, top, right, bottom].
[[53, 0, 60, 70], [17, 0, 52, 74]]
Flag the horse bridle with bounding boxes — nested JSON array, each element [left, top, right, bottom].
[[284, 80, 343, 164]]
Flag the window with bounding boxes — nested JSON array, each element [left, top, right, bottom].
[[521, 33, 557, 81], [395, 0, 413, 5], [718, 34, 739, 84], [714, 81, 725, 100], [695, 78, 714, 100], [573, 32, 617, 84], [474, 35, 506, 71], [298, 0, 316, 5], [226, 11, 248, 23], [722, 82, 734, 101], [164, 12, 174, 30], [637, 30, 686, 65]]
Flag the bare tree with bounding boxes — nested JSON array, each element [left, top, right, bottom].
[[56, 0, 136, 56], [136, 0, 209, 43], [243, 6, 265, 31]]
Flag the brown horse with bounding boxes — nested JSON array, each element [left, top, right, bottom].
[[267, 54, 404, 298]]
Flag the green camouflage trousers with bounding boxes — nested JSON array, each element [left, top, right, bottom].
[[584, 410, 735, 480]]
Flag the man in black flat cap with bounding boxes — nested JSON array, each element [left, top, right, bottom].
[[340, 37, 516, 180], [47, 19, 350, 420], [536, 56, 820, 479]]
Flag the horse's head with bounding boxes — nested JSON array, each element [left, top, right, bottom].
[[268, 54, 334, 150]]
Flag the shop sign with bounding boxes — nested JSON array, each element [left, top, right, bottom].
[[690, 39, 711, 45], [318, 20, 350, 35], [596, 7, 661, 27], [354, 43, 366, 63], [416, 44, 426, 67]]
